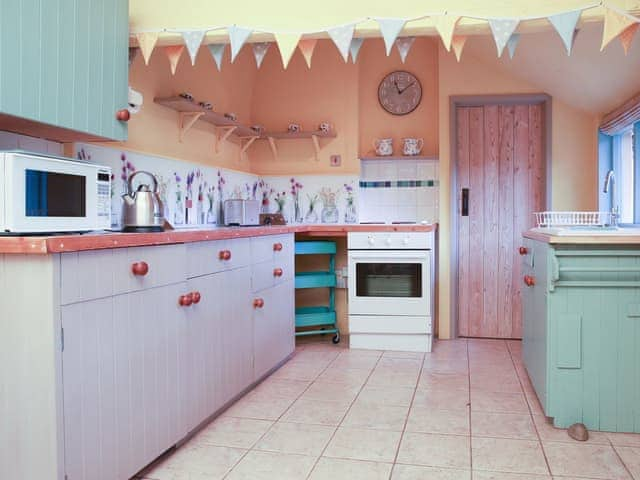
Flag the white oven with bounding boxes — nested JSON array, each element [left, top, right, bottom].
[[348, 231, 434, 352], [0, 151, 111, 234]]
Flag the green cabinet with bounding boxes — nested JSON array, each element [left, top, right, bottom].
[[522, 237, 640, 432], [0, 0, 129, 141]]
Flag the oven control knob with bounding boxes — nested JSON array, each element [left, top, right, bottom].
[[385, 238, 392, 246], [368, 237, 375, 246]]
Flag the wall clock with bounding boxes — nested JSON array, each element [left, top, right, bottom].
[[378, 70, 422, 115]]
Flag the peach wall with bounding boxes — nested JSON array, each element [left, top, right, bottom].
[[98, 44, 258, 172], [436, 46, 599, 339]]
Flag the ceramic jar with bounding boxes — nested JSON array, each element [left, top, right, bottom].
[[402, 138, 424, 156], [373, 138, 393, 156]]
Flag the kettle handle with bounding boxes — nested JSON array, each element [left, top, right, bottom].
[[127, 170, 159, 194]]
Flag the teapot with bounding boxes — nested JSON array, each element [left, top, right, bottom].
[[121, 171, 165, 232], [373, 138, 393, 156]]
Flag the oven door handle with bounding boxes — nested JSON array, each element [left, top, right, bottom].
[[348, 251, 429, 261]]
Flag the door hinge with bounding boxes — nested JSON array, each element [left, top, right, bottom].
[[61, 327, 65, 352]]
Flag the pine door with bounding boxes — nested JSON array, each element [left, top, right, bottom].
[[456, 103, 545, 338]]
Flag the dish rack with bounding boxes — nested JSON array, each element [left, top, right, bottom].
[[534, 211, 615, 228]]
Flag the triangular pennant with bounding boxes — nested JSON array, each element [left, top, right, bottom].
[[228, 25, 252, 62], [506, 33, 520, 59], [136, 32, 158, 65], [274, 33, 301, 68], [451, 35, 467, 62], [601, 7, 637, 51], [376, 18, 407, 55], [182, 30, 206, 65], [620, 23, 639, 55], [327, 24, 355, 62], [395, 37, 415, 63], [297, 39, 317, 68], [432, 15, 461, 51], [128, 47, 138, 66], [488, 19, 520, 57], [207, 44, 226, 71], [164, 45, 184, 75], [252, 42, 271, 68], [349, 37, 364, 63], [548, 9, 582, 54]]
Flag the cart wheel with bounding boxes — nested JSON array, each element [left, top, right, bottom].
[[332, 333, 340, 344]]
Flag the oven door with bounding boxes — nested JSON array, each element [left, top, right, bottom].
[[348, 250, 430, 317]]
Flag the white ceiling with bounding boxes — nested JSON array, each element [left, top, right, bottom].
[[464, 23, 640, 116]]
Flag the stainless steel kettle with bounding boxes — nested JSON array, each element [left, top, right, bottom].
[[121, 171, 164, 232]]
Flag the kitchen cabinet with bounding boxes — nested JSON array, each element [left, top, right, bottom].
[[0, 0, 129, 142], [521, 237, 640, 432]]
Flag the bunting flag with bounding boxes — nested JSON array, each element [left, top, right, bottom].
[[488, 19, 520, 57], [327, 24, 355, 62], [297, 39, 318, 68], [182, 30, 206, 65], [252, 42, 271, 68], [376, 18, 407, 55], [274, 33, 301, 68], [165, 45, 184, 75], [128, 47, 139, 66], [136, 32, 158, 65], [228, 26, 252, 62], [601, 7, 638, 50], [506, 33, 520, 59], [207, 43, 226, 71], [349, 37, 364, 63], [395, 37, 415, 63], [451, 35, 467, 62], [433, 15, 461, 51], [547, 9, 582, 54], [620, 23, 639, 54]]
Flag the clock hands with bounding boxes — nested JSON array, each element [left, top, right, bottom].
[[398, 81, 416, 95], [393, 80, 401, 94]]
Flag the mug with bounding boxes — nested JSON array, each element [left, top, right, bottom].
[[373, 138, 393, 156], [318, 122, 332, 133], [224, 112, 237, 121], [251, 125, 265, 135], [288, 123, 301, 133], [402, 138, 424, 156]]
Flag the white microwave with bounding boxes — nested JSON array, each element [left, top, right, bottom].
[[0, 151, 111, 234]]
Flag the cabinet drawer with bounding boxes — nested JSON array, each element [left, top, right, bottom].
[[187, 238, 251, 278], [250, 234, 293, 264], [273, 251, 294, 285], [60, 244, 187, 305]]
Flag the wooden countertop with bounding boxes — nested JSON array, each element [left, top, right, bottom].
[[524, 228, 640, 244], [0, 224, 437, 254]]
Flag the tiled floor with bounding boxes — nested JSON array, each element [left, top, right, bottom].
[[139, 339, 640, 479]]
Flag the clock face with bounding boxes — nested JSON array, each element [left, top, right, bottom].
[[378, 71, 422, 116]]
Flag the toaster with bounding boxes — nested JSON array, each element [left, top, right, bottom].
[[223, 199, 260, 226]]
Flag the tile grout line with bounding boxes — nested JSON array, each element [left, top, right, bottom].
[[302, 346, 386, 480], [505, 339, 553, 478], [610, 443, 636, 479]]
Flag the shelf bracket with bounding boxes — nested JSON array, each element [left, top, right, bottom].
[[241, 136, 259, 154], [178, 112, 204, 142], [213, 126, 237, 153], [268, 136, 278, 160], [311, 134, 321, 161]]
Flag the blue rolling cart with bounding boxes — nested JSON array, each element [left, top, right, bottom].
[[294, 240, 340, 343]]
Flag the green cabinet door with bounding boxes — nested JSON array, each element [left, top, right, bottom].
[[0, 0, 128, 141]]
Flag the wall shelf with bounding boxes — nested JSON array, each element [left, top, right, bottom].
[[243, 130, 337, 160], [359, 155, 438, 161]]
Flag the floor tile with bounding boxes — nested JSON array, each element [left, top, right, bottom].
[[324, 427, 402, 463], [471, 390, 529, 414], [251, 377, 311, 399], [309, 458, 393, 480], [143, 444, 246, 480], [412, 387, 470, 411], [330, 355, 380, 370], [225, 450, 317, 480], [470, 371, 523, 393], [383, 350, 426, 360], [418, 371, 469, 390], [270, 362, 326, 381], [472, 437, 548, 475], [316, 367, 371, 386], [532, 415, 610, 444], [357, 385, 416, 407], [367, 369, 420, 388], [299, 380, 361, 405], [543, 441, 631, 479], [391, 464, 471, 479], [473, 472, 550, 480], [406, 407, 470, 435], [396, 432, 471, 469], [280, 398, 351, 426], [222, 396, 293, 421], [608, 432, 640, 447], [192, 417, 272, 448], [342, 400, 409, 431], [471, 412, 537, 439], [253, 421, 335, 456], [614, 446, 640, 478]]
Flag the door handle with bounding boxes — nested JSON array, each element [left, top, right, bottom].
[[461, 188, 469, 217]]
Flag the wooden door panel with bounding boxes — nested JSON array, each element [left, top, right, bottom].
[[457, 102, 545, 339]]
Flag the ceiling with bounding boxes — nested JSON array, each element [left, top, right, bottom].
[[464, 22, 640, 115]]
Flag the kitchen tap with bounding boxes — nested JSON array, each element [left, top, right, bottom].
[[603, 169, 618, 225]]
